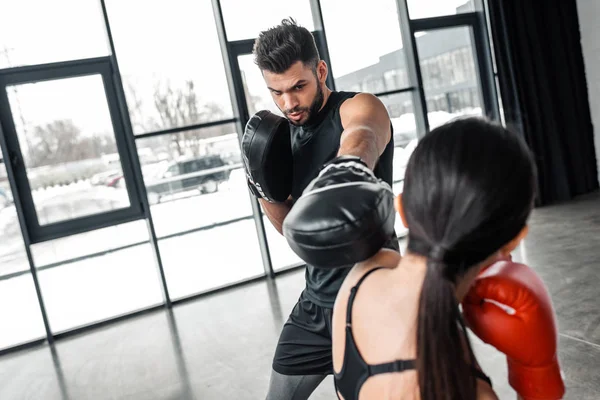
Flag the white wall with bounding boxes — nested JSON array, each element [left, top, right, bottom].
[[576, 0, 600, 183]]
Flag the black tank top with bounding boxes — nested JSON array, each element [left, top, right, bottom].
[[289, 91, 396, 308]]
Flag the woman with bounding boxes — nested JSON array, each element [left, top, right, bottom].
[[332, 117, 537, 400]]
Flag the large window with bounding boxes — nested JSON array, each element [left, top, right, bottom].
[[0, 0, 109, 69], [7, 75, 130, 225], [407, 0, 480, 20], [321, 0, 410, 94], [135, 125, 266, 298], [0, 60, 143, 244], [220, 0, 315, 41], [106, 0, 234, 135]]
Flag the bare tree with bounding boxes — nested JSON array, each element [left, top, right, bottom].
[[123, 78, 234, 161], [28, 120, 115, 167], [125, 81, 146, 134], [150, 80, 230, 157]]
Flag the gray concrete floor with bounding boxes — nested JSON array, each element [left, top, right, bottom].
[[0, 192, 599, 399]]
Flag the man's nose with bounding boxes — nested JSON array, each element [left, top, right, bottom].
[[283, 93, 299, 112]]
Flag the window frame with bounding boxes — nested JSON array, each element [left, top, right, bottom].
[[0, 57, 144, 243]]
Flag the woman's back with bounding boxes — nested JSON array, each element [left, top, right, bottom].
[[332, 250, 420, 399], [332, 250, 498, 400]]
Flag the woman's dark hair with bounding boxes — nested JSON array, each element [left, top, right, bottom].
[[402, 117, 537, 400], [253, 18, 320, 74]]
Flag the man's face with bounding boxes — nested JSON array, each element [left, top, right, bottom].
[[262, 60, 325, 126]]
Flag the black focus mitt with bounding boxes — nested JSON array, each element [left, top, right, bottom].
[[282, 156, 396, 268], [241, 110, 293, 203]]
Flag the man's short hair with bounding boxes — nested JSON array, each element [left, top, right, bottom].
[[253, 18, 320, 74]]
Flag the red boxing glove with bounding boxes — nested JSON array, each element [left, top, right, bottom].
[[462, 261, 565, 400]]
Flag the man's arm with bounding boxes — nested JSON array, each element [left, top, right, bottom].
[[338, 93, 392, 170], [259, 196, 294, 235]]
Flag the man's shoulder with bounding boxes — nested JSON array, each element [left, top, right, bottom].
[[329, 91, 360, 117], [333, 90, 360, 102], [338, 91, 384, 112]]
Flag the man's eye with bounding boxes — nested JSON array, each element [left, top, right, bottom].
[[294, 85, 304, 91]]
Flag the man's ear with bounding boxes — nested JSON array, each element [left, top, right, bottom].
[[500, 225, 529, 256], [317, 60, 328, 83], [395, 194, 408, 228]]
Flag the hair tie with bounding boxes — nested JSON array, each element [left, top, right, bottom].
[[429, 245, 448, 262]]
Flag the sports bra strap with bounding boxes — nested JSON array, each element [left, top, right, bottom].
[[368, 359, 416, 375], [471, 367, 493, 387], [346, 267, 386, 325]]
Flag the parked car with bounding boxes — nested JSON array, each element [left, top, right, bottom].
[[145, 155, 231, 204]]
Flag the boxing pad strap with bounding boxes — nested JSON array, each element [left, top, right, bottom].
[[508, 356, 565, 400]]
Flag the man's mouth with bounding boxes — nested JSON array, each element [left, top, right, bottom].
[[288, 111, 304, 121]]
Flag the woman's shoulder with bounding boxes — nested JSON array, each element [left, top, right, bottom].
[[349, 248, 402, 284], [334, 248, 402, 311]]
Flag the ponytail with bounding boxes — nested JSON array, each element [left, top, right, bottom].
[[416, 259, 477, 400]]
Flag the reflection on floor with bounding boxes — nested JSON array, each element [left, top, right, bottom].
[[0, 192, 599, 400]]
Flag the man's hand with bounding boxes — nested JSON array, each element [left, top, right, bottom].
[[338, 93, 392, 170]]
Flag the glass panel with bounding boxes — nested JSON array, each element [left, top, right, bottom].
[[238, 54, 283, 117], [407, 0, 481, 20], [379, 92, 418, 238], [236, 55, 303, 271], [0, 274, 47, 349], [158, 218, 264, 295], [136, 125, 266, 298], [105, 0, 234, 135], [0, 160, 28, 276], [32, 221, 148, 268], [415, 27, 484, 129], [7, 75, 131, 225], [32, 220, 162, 333], [321, 0, 409, 93], [0, 0, 109, 69], [0, 158, 46, 349], [220, 0, 315, 41]]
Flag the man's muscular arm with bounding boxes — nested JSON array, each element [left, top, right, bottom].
[[337, 93, 392, 170], [259, 196, 294, 235]]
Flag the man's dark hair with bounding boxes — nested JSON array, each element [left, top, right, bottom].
[[253, 18, 320, 73]]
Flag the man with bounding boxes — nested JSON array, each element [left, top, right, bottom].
[[246, 18, 399, 399]]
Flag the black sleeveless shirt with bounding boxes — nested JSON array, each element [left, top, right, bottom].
[[289, 91, 396, 308]]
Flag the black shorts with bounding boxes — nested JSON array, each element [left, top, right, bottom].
[[272, 237, 401, 376], [272, 291, 335, 376]]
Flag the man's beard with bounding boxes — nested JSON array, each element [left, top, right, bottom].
[[284, 84, 324, 127]]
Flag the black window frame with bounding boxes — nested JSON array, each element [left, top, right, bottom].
[[0, 57, 144, 243], [410, 12, 500, 122]]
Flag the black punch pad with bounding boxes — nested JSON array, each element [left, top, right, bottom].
[[241, 110, 292, 202], [283, 177, 396, 268]]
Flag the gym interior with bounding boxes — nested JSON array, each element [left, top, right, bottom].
[[0, 0, 599, 399]]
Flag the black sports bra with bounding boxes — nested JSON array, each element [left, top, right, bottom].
[[333, 267, 492, 400]]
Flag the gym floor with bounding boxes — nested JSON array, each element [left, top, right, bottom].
[[0, 192, 599, 399]]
